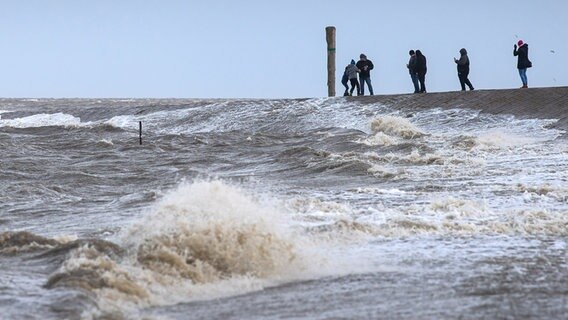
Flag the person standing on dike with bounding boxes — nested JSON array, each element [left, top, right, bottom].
[[356, 54, 374, 95], [341, 66, 350, 96], [415, 50, 427, 93], [454, 48, 474, 91], [407, 50, 419, 93], [514, 40, 532, 88], [345, 59, 360, 96]]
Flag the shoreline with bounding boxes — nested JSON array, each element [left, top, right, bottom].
[[348, 86, 568, 132], [2, 86, 567, 132]]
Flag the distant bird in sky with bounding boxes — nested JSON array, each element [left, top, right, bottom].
[[550, 50, 556, 54]]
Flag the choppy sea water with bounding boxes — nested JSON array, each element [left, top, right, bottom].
[[0, 98, 566, 319]]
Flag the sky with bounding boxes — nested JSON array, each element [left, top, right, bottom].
[[1, 0, 567, 98]]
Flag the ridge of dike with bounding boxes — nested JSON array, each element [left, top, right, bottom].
[[348, 86, 568, 133]]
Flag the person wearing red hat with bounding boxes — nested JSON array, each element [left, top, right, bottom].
[[514, 40, 532, 88]]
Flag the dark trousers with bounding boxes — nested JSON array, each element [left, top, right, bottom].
[[458, 72, 474, 91], [342, 80, 350, 96], [410, 73, 419, 93], [349, 78, 360, 96], [417, 72, 426, 93]]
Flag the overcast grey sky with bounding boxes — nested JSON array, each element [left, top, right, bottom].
[[1, 0, 567, 98]]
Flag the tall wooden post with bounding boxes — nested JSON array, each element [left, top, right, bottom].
[[325, 26, 336, 97]]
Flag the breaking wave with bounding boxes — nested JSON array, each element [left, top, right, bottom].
[[0, 113, 82, 128], [45, 180, 329, 316], [370, 115, 426, 139]]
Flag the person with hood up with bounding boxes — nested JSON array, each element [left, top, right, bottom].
[[344, 59, 360, 96], [415, 50, 427, 93], [514, 40, 532, 88], [356, 54, 374, 95], [454, 48, 474, 91]]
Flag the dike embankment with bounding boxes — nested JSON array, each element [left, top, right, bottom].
[[351, 86, 568, 133]]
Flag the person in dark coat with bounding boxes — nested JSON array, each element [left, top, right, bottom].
[[414, 50, 427, 93], [454, 48, 474, 91], [514, 40, 532, 88], [356, 54, 374, 95], [407, 50, 419, 93]]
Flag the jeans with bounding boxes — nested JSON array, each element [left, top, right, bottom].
[[359, 76, 373, 95], [518, 68, 528, 85], [410, 73, 419, 93]]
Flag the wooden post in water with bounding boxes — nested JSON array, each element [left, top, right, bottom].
[[325, 26, 336, 97]]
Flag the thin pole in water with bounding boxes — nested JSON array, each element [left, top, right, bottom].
[[139, 121, 142, 145]]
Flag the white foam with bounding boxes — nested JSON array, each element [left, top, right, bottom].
[[370, 115, 426, 139], [358, 132, 400, 146], [53, 180, 376, 316], [104, 115, 137, 130], [96, 139, 114, 146], [0, 113, 81, 128], [475, 129, 541, 149]]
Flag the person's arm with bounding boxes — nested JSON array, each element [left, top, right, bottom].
[[513, 45, 518, 56], [368, 60, 374, 70]]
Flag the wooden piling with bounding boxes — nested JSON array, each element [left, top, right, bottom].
[[325, 26, 336, 97], [139, 121, 142, 145]]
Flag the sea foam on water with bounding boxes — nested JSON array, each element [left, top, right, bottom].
[[48, 180, 328, 315], [370, 115, 426, 139]]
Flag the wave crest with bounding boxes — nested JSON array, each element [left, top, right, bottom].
[[46, 181, 319, 315], [370, 115, 426, 139]]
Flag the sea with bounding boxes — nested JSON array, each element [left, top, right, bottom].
[[0, 97, 566, 319]]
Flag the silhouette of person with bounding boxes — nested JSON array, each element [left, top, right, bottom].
[[356, 54, 374, 95], [454, 48, 474, 91], [415, 50, 427, 93], [514, 40, 532, 88], [407, 50, 419, 93], [345, 59, 360, 96], [341, 66, 349, 96]]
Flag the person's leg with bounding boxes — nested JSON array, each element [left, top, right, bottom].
[[518, 68, 528, 86], [349, 79, 355, 95], [411, 73, 419, 93], [359, 76, 365, 95], [458, 73, 466, 91], [355, 79, 360, 95], [465, 76, 474, 90], [418, 73, 426, 92], [367, 77, 374, 95]]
